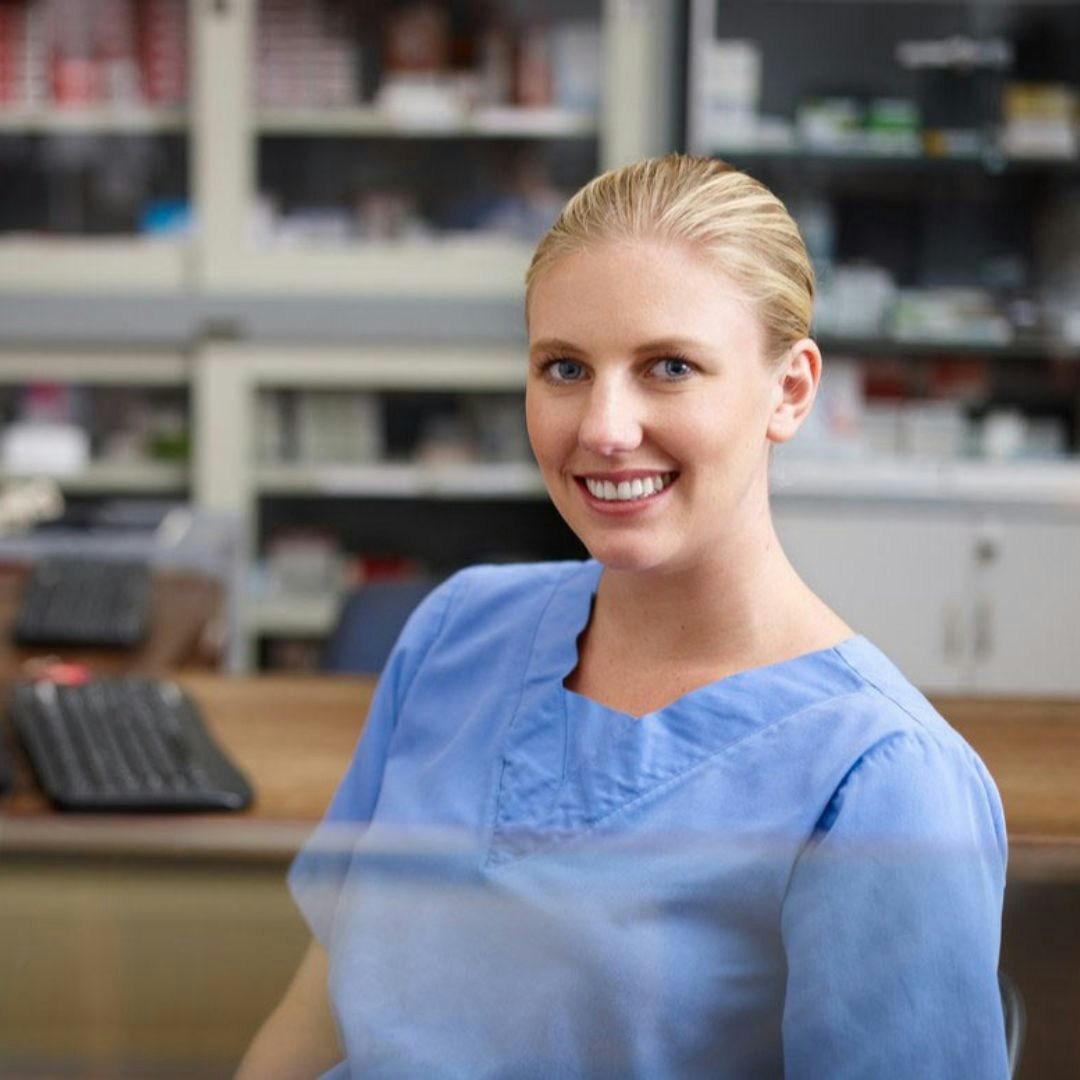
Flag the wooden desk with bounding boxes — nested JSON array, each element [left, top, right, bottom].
[[0, 674, 371, 859], [0, 562, 225, 678], [936, 695, 1080, 883], [3, 678, 1078, 873], [936, 696, 1080, 1080], [0, 675, 370, 1078], [0, 679, 1078, 1077]]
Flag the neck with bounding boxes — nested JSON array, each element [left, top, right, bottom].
[[589, 508, 833, 667]]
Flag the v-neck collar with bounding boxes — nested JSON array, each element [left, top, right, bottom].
[[488, 560, 871, 868]]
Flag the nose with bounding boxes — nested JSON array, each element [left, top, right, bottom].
[[577, 377, 644, 456]]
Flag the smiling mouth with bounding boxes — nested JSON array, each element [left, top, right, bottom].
[[579, 472, 678, 503]]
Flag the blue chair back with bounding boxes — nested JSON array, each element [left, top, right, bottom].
[[322, 578, 436, 674]]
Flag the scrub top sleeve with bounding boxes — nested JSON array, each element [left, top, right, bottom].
[[780, 730, 1009, 1079], [287, 572, 463, 946]]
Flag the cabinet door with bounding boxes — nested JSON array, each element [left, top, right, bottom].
[[972, 516, 1080, 696], [773, 500, 973, 692]]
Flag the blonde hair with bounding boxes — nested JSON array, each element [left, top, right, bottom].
[[525, 154, 814, 364]]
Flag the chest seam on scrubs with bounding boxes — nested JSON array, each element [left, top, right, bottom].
[[832, 648, 934, 733], [484, 563, 589, 867], [488, 687, 874, 871]]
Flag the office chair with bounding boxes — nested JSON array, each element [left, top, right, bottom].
[[322, 577, 436, 674], [999, 970, 1026, 1078]]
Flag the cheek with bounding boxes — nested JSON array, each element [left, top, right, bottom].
[[525, 395, 573, 461]]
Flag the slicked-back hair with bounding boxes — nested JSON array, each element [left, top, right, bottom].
[[526, 154, 814, 366]]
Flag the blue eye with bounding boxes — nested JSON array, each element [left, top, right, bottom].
[[654, 356, 695, 380], [546, 359, 585, 382]]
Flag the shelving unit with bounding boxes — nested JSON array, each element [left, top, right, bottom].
[[2, 0, 1079, 680], [0, 0, 676, 295], [0, 347, 191, 494], [0, 0, 679, 670], [193, 0, 676, 296], [0, 0, 191, 292], [687, 0, 1080, 447], [685, 0, 1080, 693], [193, 340, 552, 666]]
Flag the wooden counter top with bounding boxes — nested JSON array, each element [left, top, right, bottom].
[[0, 674, 372, 861], [0, 562, 225, 676], [2, 676, 1079, 879], [935, 696, 1080, 881]]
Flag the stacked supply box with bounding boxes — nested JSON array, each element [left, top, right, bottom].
[[137, 0, 186, 105], [256, 0, 358, 108], [0, 0, 187, 107]]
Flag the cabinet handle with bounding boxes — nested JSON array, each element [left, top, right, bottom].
[[975, 536, 999, 564], [943, 603, 964, 663], [973, 596, 993, 660]]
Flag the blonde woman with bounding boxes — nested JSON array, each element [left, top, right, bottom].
[[239, 155, 1008, 1078]]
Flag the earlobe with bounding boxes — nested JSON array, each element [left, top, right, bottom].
[[766, 338, 822, 445]]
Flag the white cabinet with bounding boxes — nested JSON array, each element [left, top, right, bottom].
[[774, 499, 1080, 696], [969, 516, 1080, 695], [773, 502, 973, 692]]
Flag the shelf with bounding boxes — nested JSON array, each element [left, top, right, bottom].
[[257, 456, 1080, 508], [0, 350, 189, 385], [705, 142, 1080, 175], [0, 238, 190, 293], [257, 461, 545, 500], [225, 342, 525, 390], [0, 107, 187, 135], [257, 105, 598, 139], [816, 333, 1080, 363], [1, 461, 189, 494], [204, 236, 532, 297], [770, 456, 1080, 508], [247, 591, 341, 637]]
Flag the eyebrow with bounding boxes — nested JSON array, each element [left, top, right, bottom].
[[529, 336, 708, 357]]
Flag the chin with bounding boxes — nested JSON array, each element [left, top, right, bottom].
[[578, 537, 670, 574]]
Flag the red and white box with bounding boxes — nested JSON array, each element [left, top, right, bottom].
[[137, 0, 187, 104]]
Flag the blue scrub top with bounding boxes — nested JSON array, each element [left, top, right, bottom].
[[290, 560, 1009, 1079]]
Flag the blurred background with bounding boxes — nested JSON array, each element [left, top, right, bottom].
[[0, 0, 1078, 1076]]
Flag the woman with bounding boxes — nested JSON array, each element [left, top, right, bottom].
[[238, 155, 1008, 1078]]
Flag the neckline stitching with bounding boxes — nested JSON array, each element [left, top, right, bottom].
[[489, 686, 874, 871]]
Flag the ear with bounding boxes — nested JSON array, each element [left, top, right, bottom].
[[766, 337, 822, 444]]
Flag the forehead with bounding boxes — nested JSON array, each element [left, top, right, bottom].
[[526, 239, 763, 354]]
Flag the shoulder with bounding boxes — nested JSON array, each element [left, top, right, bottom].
[[394, 559, 595, 670], [441, 559, 591, 603], [804, 637, 1006, 860], [828, 635, 996, 795], [428, 559, 594, 631]]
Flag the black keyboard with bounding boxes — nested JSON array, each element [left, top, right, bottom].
[[9, 677, 254, 812], [14, 557, 152, 649]]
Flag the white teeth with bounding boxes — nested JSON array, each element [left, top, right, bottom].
[[584, 473, 673, 502]]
